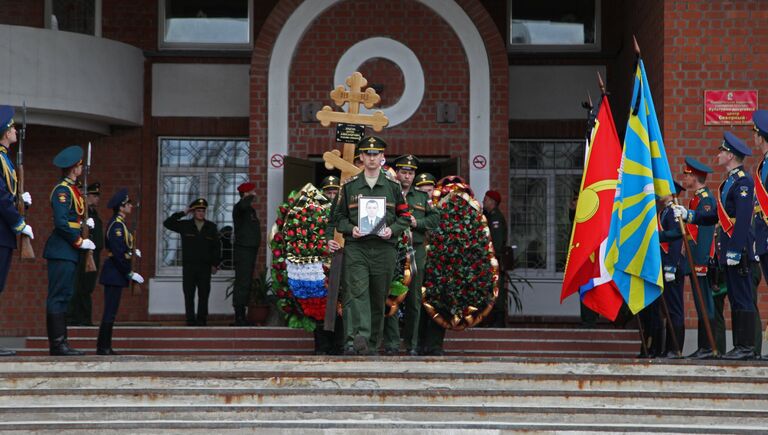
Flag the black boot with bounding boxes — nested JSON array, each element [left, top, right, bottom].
[[231, 306, 252, 327], [688, 319, 715, 359], [47, 313, 84, 356], [96, 322, 118, 355], [663, 324, 684, 359], [0, 347, 15, 356], [723, 310, 755, 360]]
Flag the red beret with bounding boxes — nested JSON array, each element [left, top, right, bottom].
[[485, 190, 501, 204], [237, 182, 256, 193]]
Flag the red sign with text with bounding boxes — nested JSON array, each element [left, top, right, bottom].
[[704, 90, 758, 125]]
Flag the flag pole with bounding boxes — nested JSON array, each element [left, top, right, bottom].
[[673, 197, 719, 356]]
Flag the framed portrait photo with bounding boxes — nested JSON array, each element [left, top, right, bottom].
[[358, 196, 386, 236]]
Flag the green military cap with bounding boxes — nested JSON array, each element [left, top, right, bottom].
[[415, 172, 436, 187], [321, 175, 340, 190], [53, 145, 83, 169], [87, 182, 101, 195], [356, 136, 387, 155], [394, 154, 419, 171], [189, 198, 208, 210]]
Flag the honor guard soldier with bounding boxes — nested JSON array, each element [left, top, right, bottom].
[[0, 106, 33, 356], [382, 155, 438, 355], [68, 182, 103, 326], [483, 190, 509, 327], [674, 132, 756, 360], [43, 145, 96, 356], [232, 182, 261, 326], [163, 198, 221, 326], [331, 136, 409, 355], [678, 157, 717, 359], [657, 183, 686, 358], [97, 188, 143, 355], [750, 109, 768, 358], [415, 172, 436, 196], [322, 175, 341, 200]]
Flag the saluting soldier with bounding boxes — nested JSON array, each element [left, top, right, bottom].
[[382, 155, 438, 355], [231, 181, 261, 326], [657, 184, 686, 358], [43, 145, 96, 356], [750, 109, 768, 358], [97, 188, 143, 355], [332, 136, 409, 355], [678, 158, 717, 359], [415, 172, 436, 197], [674, 132, 756, 360], [68, 182, 103, 326], [0, 106, 33, 357], [163, 198, 220, 326], [483, 190, 509, 327]]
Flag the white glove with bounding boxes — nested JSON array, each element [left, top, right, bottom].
[[20, 224, 33, 239], [664, 272, 676, 282], [85, 217, 95, 229], [21, 192, 31, 206], [726, 258, 739, 266], [79, 239, 96, 250], [130, 272, 144, 284], [134, 249, 142, 258], [671, 205, 689, 221]]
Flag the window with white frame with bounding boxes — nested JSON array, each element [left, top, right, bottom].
[[45, 0, 101, 36], [159, 0, 252, 50], [508, 0, 600, 51], [509, 139, 585, 278], [157, 138, 249, 276]]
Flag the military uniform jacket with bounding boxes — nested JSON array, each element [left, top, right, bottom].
[[657, 205, 683, 274], [332, 172, 409, 245], [405, 187, 438, 246], [233, 195, 261, 248], [0, 145, 25, 249], [753, 153, 768, 255], [43, 177, 85, 262], [692, 166, 754, 265], [163, 212, 221, 266], [682, 188, 716, 275], [99, 214, 133, 287], [484, 208, 508, 257]]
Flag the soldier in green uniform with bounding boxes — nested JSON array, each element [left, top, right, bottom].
[[382, 155, 438, 355], [163, 198, 221, 326], [67, 182, 103, 326], [231, 182, 261, 326], [415, 172, 436, 197], [332, 136, 409, 355], [44, 145, 96, 356], [483, 190, 508, 327], [315, 175, 344, 354]]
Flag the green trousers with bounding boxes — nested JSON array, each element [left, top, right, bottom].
[[233, 245, 258, 308], [342, 240, 397, 350], [383, 244, 426, 351]]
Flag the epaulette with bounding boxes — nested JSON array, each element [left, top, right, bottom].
[[384, 171, 399, 183], [344, 174, 359, 184], [737, 170, 746, 178], [700, 191, 709, 198]]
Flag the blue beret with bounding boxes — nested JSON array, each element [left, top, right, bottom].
[[0, 105, 14, 132], [673, 181, 685, 194], [721, 132, 751, 157], [356, 136, 387, 155], [753, 110, 768, 137], [52, 145, 84, 168], [683, 156, 713, 175], [107, 188, 130, 209]]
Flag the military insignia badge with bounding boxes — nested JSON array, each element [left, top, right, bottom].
[[740, 186, 749, 197], [57, 193, 67, 203], [703, 205, 712, 212], [116, 229, 123, 237], [492, 221, 500, 228]]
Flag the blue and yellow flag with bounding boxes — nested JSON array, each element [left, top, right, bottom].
[[604, 59, 675, 314]]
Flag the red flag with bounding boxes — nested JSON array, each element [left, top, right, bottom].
[[561, 95, 624, 320]]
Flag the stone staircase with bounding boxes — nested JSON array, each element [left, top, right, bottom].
[[0, 356, 766, 432], [20, 326, 640, 358]]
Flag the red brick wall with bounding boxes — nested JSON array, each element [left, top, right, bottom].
[[0, 0, 44, 27], [665, 0, 768, 329]]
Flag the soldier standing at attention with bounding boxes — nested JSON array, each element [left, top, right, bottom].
[[231, 182, 261, 326], [657, 185, 685, 358], [674, 132, 756, 360], [0, 106, 33, 356], [163, 198, 220, 326], [43, 145, 96, 356], [483, 190, 508, 327], [96, 188, 143, 355], [750, 109, 768, 358], [314, 175, 343, 355], [68, 182, 103, 326], [414, 172, 436, 197], [332, 136, 409, 355], [382, 155, 438, 355]]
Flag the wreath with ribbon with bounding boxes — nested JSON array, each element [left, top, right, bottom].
[[421, 176, 499, 330]]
